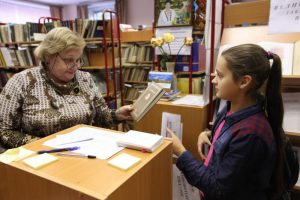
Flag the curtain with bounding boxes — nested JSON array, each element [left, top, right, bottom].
[[77, 5, 88, 19], [115, 0, 127, 23], [50, 6, 62, 19]]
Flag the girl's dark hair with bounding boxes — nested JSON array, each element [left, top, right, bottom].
[[222, 44, 285, 198]]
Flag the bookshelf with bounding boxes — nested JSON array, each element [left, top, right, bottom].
[[120, 30, 154, 103], [223, 0, 300, 195]]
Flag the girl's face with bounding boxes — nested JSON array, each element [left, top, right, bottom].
[[212, 56, 242, 101], [47, 48, 83, 84]]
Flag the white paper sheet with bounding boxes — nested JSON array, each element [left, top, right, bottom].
[[173, 164, 201, 200], [172, 95, 208, 107], [155, 26, 193, 55], [161, 112, 182, 141], [282, 93, 300, 133], [43, 127, 124, 160], [268, 0, 300, 34], [0, 147, 35, 164]]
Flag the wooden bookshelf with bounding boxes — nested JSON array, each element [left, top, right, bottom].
[[121, 30, 153, 42], [224, 0, 270, 27], [124, 81, 148, 84], [176, 70, 205, 75]]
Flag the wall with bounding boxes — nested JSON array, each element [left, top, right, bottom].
[[62, 4, 77, 20], [0, 0, 50, 23], [126, 0, 154, 29]]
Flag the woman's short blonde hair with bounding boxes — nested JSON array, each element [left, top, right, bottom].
[[34, 27, 86, 61]]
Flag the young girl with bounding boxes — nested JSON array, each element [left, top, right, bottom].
[[167, 44, 285, 200]]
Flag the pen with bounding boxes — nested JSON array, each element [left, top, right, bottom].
[[37, 146, 80, 154], [57, 152, 96, 159], [58, 137, 93, 145]]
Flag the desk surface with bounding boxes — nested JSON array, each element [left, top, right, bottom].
[[0, 125, 172, 200]]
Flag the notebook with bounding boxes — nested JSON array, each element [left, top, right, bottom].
[[108, 153, 141, 170], [131, 82, 165, 122], [116, 130, 163, 152], [23, 153, 58, 169]]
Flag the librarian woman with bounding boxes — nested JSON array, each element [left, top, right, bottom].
[[0, 27, 133, 150]]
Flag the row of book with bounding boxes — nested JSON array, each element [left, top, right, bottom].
[[123, 67, 150, 82], [75, 19, 108, 39], [0, 21, 74, 43], [177, 76, 203, 94], [89, 70, 121, 94], [121, 44, 154, 63], [124, 84, 146, 102], [0, 47, 36, 67], [0, 19, 108, 43], [219, 41, 300, 76]]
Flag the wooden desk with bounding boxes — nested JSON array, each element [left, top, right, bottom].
[[0, 125, 172, 200], [134, 100, 208, 159]]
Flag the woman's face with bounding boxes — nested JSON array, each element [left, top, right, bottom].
[[47, 48, 83, 84], [165, 2, 171, 10]]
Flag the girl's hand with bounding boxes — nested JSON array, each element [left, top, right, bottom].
[[166, 127, 186, 156], [115, 105, 133, 121], [197, 131, 211, 161]]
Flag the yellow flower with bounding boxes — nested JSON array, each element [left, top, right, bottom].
[[156, 37, 164, 47], [150, 38, 157, 47], [162, 33, 175, 44], [151, 37, 164, 47], [184, 37, 193, 46]]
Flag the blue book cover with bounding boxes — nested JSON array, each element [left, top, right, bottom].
[[148, 71, 173, 89]]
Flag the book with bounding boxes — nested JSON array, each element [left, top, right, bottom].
[[160, 90, 181, 101], [108, 153, 141, 170], [131, 82, 165, 122], [116, 130, 163, 152], [148, 71, 173, 90], [23, 153, 58, 169]]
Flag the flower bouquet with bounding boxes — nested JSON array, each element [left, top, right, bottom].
[[150, 32, 193, 71]]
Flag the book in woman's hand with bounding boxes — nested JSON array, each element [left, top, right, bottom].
[[131, 82, 165, 122]]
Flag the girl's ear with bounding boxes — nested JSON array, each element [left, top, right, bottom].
[[239, 75, 252, 90]]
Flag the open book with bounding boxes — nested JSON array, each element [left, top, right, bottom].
[[116, 130, 163, 152], [131, 82, 165, 122]]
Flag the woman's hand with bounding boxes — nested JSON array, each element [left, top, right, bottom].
[[115, 105, 133, 121], [197, 131, 211, 161], [166, 127, 186, 156]]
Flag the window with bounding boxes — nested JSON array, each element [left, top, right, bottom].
[[88, 1, 115, 20]]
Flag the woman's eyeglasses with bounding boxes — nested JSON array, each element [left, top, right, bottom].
[[56, 54, 85, 69]]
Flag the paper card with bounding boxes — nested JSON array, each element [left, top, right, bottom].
[[0, 147, 35, 164], [108, 153, 141, 170], [161, 112, 182, 141], [23, 153, 58, 169]]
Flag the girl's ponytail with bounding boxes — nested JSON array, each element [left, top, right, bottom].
[[265, 53, 285, 199]]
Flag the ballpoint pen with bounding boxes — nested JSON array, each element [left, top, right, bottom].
[[57, 152, 96, 159], [37, 146, 80, 154], [57, 137, 93, 145]]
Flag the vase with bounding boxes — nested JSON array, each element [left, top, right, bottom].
[[165, 62, 177, 90], [165, 62, 175, 72]]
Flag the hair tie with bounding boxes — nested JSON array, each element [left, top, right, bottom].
[[267, 51, 273, 60]]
